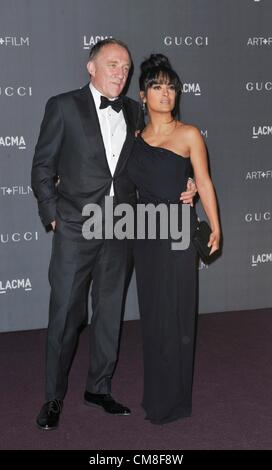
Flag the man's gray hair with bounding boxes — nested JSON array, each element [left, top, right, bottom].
[[88, 38, 132, 65]]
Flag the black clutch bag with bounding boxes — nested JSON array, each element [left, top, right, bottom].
[[192, 220, 212, 262]]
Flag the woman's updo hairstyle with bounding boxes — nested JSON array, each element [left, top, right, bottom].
[[139, 54, 181, 117], [139, 53, 182, 94]]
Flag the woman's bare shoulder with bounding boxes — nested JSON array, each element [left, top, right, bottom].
[[176, 122, 201, 140]]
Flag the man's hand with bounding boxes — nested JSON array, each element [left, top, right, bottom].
[[180, 178, 197, 207], [51, 220, 56, 231]]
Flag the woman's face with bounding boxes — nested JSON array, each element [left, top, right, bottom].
[[144, 80, 176, 114]]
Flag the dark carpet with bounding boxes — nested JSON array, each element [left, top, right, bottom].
[[1, 309, 272, 450]]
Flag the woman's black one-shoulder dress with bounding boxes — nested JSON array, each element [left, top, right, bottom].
[[127, 137, 198, 424]]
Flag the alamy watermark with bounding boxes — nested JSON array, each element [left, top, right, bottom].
[[82, 196, 191, 250]]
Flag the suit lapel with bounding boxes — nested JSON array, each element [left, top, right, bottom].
[[114, 99, 135, 176], [74, 86, 135, 177], [74, 84, 111, 175]]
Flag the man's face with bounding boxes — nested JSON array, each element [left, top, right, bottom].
[[87, 44, 131, 98]]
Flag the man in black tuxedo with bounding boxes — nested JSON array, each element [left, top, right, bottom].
[[32, 39, 195, 430]]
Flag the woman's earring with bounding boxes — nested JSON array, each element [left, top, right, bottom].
[[142, 101, 146, 112]]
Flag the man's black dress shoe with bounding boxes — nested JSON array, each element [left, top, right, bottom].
[[36, 399, 63, 430], [84, 391, 131, 415]]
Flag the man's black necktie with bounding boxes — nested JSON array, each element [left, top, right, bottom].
[[100, 95, 123, 113]]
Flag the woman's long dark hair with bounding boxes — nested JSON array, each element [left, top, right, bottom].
[[139, 54, 182, 117]]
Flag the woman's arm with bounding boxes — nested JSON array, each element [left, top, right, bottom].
[[187, 127, 220, 254]]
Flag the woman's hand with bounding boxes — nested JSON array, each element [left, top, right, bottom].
[[208, 231, 220, 255]]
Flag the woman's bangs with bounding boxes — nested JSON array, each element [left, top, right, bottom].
[[146, 69, 181, 92]]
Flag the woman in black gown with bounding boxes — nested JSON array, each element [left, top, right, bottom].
[[127, 54, 220, 424]]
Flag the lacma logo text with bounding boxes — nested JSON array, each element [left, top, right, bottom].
[[83, 35, 113, 49], [0, 278, 32, 294], [252, 125, 272, 139], [252, 253, 272, 267], [182, 83, 201, 96], [0, 136, 26, 149]]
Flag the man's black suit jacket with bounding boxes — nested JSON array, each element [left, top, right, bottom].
[[31, 84, 144, 239]]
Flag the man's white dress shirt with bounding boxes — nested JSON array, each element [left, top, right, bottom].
[[89, 83, 126, 196]]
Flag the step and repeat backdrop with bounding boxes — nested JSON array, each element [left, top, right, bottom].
[[0, 0, 271, 331]]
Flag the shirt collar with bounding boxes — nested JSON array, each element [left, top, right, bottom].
[[89, 82, 102, 111], [89, 82, 119, 112]]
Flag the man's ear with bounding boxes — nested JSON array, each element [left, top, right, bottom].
[[87, 60, 95, 77]]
